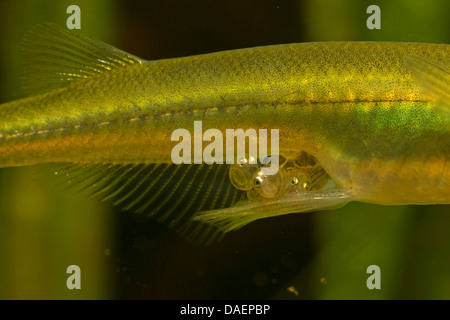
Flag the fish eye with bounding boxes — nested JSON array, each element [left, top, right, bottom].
[[237, 157, 247, 167], [291, 176, 299, 185], [254, 176, 263, 188], [253, 171, 285, 198]]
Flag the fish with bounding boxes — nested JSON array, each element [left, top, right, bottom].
[[0, 23, 449, 244]]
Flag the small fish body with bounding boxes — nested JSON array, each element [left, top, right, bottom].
[[0, 23, 449, 243]]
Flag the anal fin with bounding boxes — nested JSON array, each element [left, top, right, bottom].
[[43, 162, 246, 245]]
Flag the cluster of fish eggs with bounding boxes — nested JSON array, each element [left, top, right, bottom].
[[229, 153, 329, 199]]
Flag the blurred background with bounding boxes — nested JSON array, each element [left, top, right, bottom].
[[0, 0, 448, 299]]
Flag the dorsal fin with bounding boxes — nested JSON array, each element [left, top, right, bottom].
[[404, 55, 450, 119], [44, 163, 246, 245], [20, 22, 145, 97]]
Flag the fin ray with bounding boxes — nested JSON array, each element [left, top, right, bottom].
[[43, 163, 246, 244], [20, 22, 144, 96], [193, 188, 353, 235], [404, 55, 450, 118]]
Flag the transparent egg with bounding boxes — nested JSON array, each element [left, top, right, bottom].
[[229, 161, 258, 191], [260, 154, 286, 167], [253, 170, 285, 198]]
